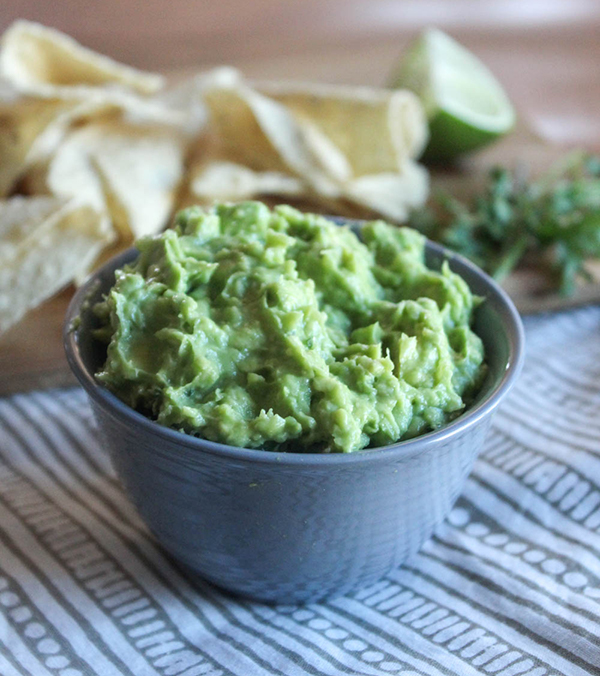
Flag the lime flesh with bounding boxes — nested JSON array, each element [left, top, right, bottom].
[[391, 28, 515, 162]]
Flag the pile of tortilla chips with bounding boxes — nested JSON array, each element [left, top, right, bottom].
[[0, 20, 429, 334]]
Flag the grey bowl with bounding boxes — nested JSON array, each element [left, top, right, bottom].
[[64, 233, 524, 604]]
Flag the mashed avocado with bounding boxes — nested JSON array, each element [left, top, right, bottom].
[[94, 202, 485, 453]]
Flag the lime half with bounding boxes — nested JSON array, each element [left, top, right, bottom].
[[391, 28, 515, 162]]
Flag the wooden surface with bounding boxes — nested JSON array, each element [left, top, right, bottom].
[[0, 290, 78, 394], [1, 1, 600, 395]]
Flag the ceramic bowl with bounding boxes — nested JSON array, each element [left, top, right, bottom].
[[64, 234, 524, 603]]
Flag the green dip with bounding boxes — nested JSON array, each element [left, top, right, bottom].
[[94, 202, 486, 453]]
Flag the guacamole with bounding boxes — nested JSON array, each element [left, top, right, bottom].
[[94, 202, 485, 453]]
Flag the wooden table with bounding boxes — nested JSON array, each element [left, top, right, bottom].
[[1, 0, 599, 395]]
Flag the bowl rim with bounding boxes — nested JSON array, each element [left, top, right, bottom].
[[64, 230, 525, 468]]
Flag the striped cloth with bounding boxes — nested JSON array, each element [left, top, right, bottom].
[[1, 307, 600, 676]]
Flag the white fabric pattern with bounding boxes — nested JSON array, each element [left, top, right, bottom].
[[0, 307, 599, 675]]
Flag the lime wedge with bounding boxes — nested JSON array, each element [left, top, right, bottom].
[[391, 28, 515, 162]]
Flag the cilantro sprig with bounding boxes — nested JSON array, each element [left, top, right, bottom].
[[411, 152, 600, 295]]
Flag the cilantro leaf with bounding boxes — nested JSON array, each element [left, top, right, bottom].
[[410, 152, 600, 295]]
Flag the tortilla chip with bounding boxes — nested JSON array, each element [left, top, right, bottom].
[[0, 78, 189, 203], [201, 80, 429, 220], [0, 21, 183, 133], [191, 161, 303, 201], [0, 196, 112, 333], [204, 84, 350, 195], [25, 116, 186, 242], [189, 159, 427, 222], [157, 67, 240, 137], [0, 20, 163, 96], [258, 81, 428, 175], [0, 86, 73, 196], [22, 98, 126, 167], [342, 162, 429, 222]]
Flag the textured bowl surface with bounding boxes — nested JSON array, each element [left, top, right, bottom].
[[64, 233, 524, 603]]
